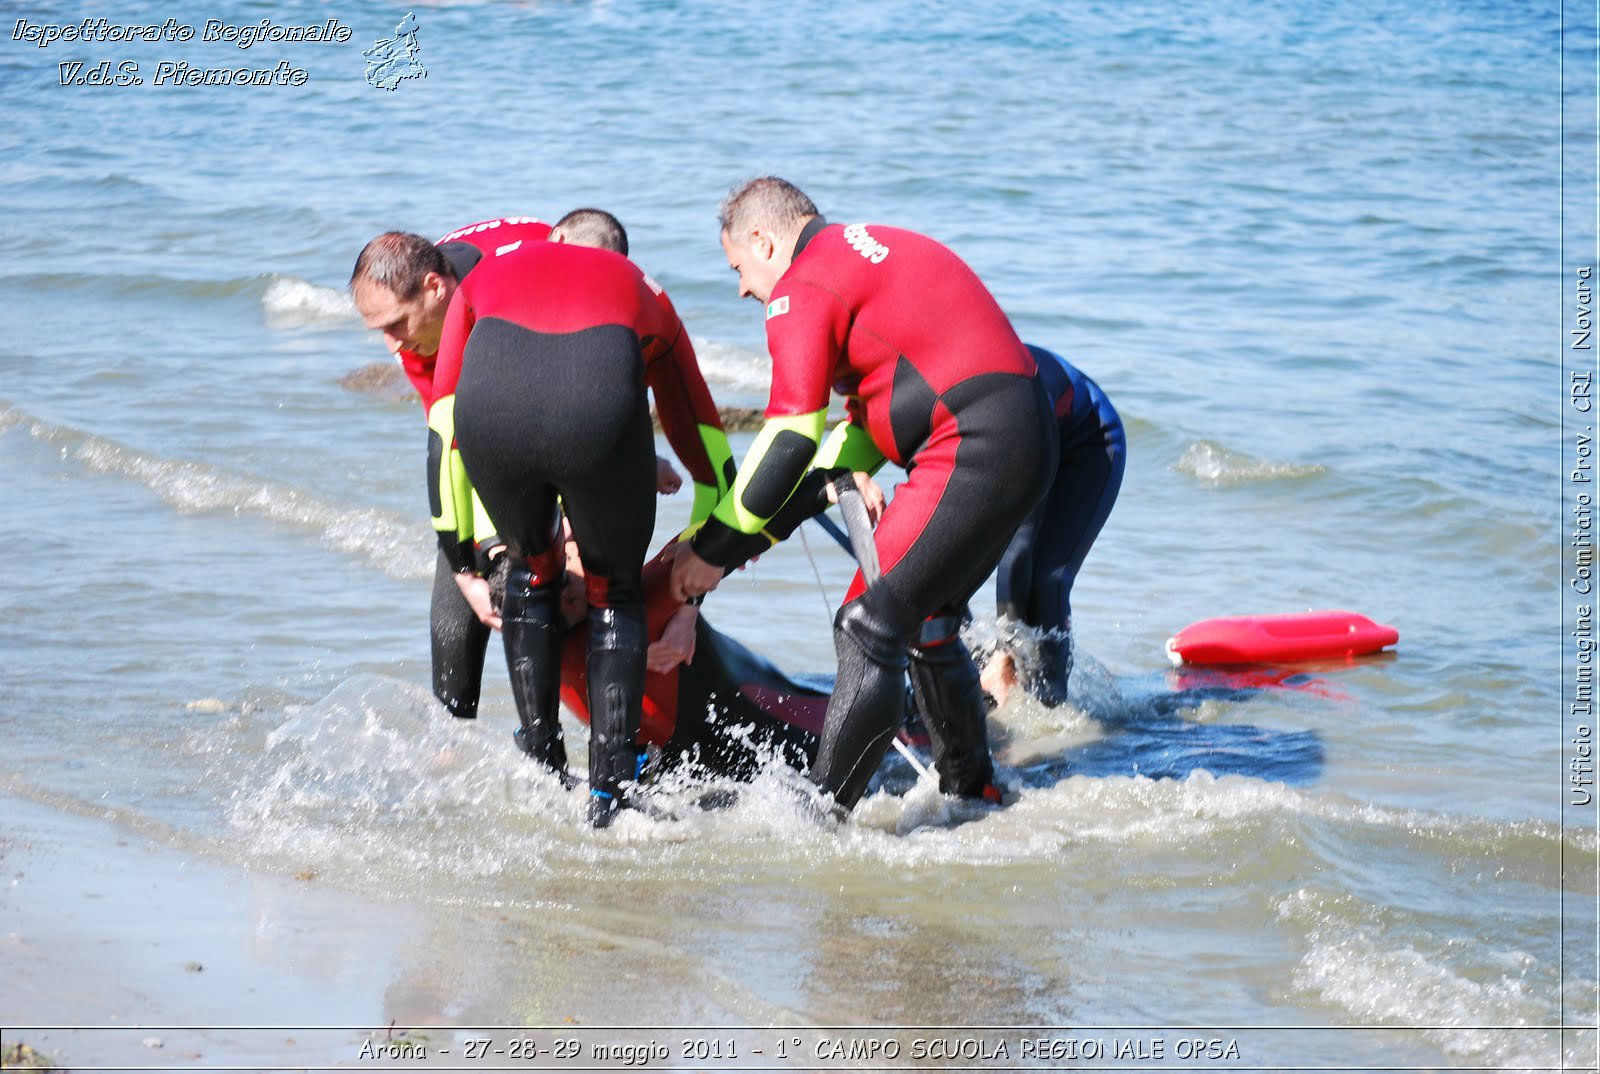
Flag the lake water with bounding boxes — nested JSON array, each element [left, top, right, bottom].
[[0, 1, 1591, 1069]]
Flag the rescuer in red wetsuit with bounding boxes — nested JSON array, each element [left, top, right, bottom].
[[353, 215, 554, 726], [423, 237, 733, 827], [672, 177, 1058, 814], [351, 212, 718, 736]]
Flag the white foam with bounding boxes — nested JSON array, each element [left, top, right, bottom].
[[75, 440, 430, 578], [690, 336, 773, 396], [1279, 886, 1585, 1070], [1175, 439, 1327, 485], [234, 676, 586, 878], [1, 405, 432, 580], [210, 668, 1589, 883], [261, 274, 358, 326]]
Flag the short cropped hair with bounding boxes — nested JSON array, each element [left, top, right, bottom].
[[555, 208, 629, 255], [718, 176, 819, 239], [349, 231, 450, 299]]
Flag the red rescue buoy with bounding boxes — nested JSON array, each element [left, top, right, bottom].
[[1165, 610, 1398, 666]]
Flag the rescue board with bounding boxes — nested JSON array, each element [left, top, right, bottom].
[[1165, 610, 1398, 666]]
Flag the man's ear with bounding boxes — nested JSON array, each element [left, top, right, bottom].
[[750, 227, 777, 260], [422, 270, 451, 301], [548, 226, 568, 244]]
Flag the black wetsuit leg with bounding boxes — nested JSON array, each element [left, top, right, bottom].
[[811, 373, 1057, 809], [455, 319, 657, 824], [907, 613, 994, 795], [430, 548, 490, 719], [994, 382, 1125, 703], [501, 559, 568, 773], [810, 583, 922, 808]]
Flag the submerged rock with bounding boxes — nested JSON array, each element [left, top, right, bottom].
[[337, 361, 414, 402], [3, 1042, 60, 1072]]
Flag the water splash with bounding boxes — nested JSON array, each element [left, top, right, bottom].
[[261, 274, 358, 327], [1176, 439, 1328, 485], [1, 404, 432, 580]]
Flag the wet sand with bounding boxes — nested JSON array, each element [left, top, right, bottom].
[[0, 790, 790, 1070], [1, 792, 436, 1067]]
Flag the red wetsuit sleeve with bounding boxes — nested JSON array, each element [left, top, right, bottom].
[[688, 276, 850, 565], [641, 289, 725, 490], [763, 276, 851, 418]]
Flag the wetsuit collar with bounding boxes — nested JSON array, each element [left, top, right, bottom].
[[791, 215, 828, 260], [438, 240, 484, 281]]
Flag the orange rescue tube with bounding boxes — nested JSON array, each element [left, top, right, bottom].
[[1165, 609, 1398, 666]]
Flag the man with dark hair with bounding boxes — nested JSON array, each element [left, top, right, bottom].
[[423, 236, 733, 827], [352, 216, 556, 724], [672, 176, 1058, 816], [350, 215, 722, 747], [551, 207, 628, 257]]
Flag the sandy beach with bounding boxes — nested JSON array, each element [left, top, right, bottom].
[[1, 782, 825, 1071], [0, 1, 1588, 1070], [2, 789, 439, 1068]]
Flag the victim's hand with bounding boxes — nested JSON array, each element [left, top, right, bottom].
[[646, 605, 699, 672], [454, 571, 502, 631], [825, 471, 886, 525], [669, 543, 724, 603]]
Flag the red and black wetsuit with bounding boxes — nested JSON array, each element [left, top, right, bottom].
[[559, 550, 823, 781], [692, 218, 1058, 809], [428, 239, 733, 823], [391, 216, 553, 723], [397, 217, 554, 407]]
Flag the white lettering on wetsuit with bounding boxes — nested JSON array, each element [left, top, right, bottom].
[[842, 223, 890, 264], [435, 217, 545, 245]]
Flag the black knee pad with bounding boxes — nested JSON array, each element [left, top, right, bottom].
[[834, 586, 919, 672]]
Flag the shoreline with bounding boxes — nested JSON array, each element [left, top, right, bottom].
[[0, 792, 429, 1068], [0, 789, 783, 1070]]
